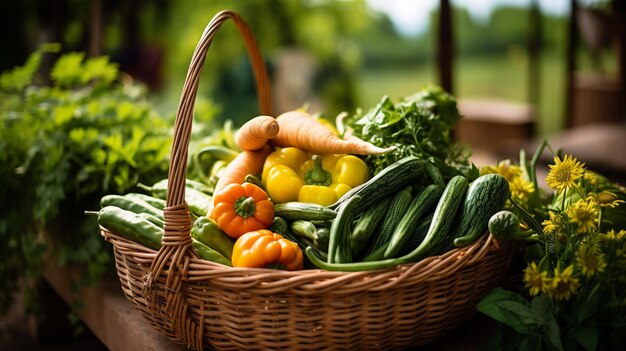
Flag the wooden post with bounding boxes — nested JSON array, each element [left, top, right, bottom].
[[89, 0, 103, 57], [438, 0, 454, 94], [614, 0, 626, 122], [565, 0, 579, 129], [527, 0, 541, 136]]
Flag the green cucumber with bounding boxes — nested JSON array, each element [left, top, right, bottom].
[[269, 216, 290, 236], [274, 202, 337, 221], [398, 213, 434, 256], [452, 174, 510, 247], [349, 196, 393, 258], [383, 184, 444, 259], [328, 156, 423, 216], [328, 195, 361, 264], [362, 186, 413, 260], [408, 175, 469, 261]]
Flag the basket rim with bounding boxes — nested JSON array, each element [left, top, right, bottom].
[[101, 225, 506, 288]]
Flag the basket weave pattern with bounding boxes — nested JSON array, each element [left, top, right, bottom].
[[100, 10, 512, 350]]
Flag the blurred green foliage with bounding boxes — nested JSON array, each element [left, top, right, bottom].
[[0, 46, 174, 315], [1, 0, 581, 133]]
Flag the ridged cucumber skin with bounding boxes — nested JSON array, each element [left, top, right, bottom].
[[383, 184, 444, 259], [328, 196, 361, 264], [452, 174, 511, 247], [408, 175, 469, 261], [329, 156, 423, 216], [349, 196, 393, 258], [362, 187, 413, 260], [273, 202, 337, 221]]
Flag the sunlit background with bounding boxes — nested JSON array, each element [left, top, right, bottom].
[[2, 0, 621, 139]]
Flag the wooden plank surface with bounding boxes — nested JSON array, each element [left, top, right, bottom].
[[43, 261, 184, 351]]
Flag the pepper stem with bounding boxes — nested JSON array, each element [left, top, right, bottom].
[[305, 155, 332, 186], [235, 196, 256, 218]]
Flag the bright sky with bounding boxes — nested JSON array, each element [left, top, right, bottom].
[[367, 0, 570, 36]]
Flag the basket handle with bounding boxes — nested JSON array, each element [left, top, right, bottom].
[[144, 11, 271, 349]]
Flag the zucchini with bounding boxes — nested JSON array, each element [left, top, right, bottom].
[[488, 210, 521, 241], [398, 213, 434, 256], [291, 220, 318, 241], [269, 216, 289, 235], [315, 227, 330, 252], [383, 184, 444, 259], [328, 195, 361, 264], [488, 210, 542, 244], [274, 202, 337, 221], [349, 196, 393, 258], [328, 156, 423, 216], [452, 174, 510, 247], [363, 187, 413, 260], [292, 220, 328, 251], [406, 175, 469, 261]]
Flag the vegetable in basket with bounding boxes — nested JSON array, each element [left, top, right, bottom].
[[191, 216, 235, 259], [261, 146, 370, 206], [344, 86, 477, 180], [270, 110, 393, 155], [234, 115, 279, 151], [231, 229, 303, 270], [90, 198, 232, 266], [212, 182, 274, 238]]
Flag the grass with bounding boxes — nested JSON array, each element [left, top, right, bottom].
[[354, 53, 566, 137]]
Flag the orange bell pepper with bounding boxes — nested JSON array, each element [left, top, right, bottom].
[[232, 230, 303, 270], [212, 182, 274, 238]]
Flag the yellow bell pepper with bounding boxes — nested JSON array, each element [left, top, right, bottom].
[[262, 147, 370, 206]]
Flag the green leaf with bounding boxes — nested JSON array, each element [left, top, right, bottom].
[[0, 43, 60, 90], [573, 326, 598, 351], [531, 296, 563, 351], [82, 56, 118, 85], [576, 285, 600, 324], [50, 52, 85, 87], [519, 335, 542, 351], [53, 105, 76, 126], [477, 288, 539, 334]]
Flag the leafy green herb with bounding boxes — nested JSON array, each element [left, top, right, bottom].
[[0, 45, 174, 316], [346, 86, 477, 180]]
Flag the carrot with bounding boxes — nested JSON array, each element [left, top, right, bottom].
[[270, 110, 393, 155], [212, 144, 273, 205], [234, 115, 279, 151]]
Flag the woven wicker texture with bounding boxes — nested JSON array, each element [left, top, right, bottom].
[[101, 10, 513, 351]]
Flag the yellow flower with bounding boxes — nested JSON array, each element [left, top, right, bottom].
[[542, 211, 561, 234], [567, 200, 598, 234], [583, 171, 598, 186], [575, 244, 607, 278], [545, 154, 585, 191], [524, 262, 549, 296], [605, 229, 626, 241], [588, 191, 625, 208], [481, 160, 522, 182], [510, 176, 534, 201], [548, 265, 579, 301]]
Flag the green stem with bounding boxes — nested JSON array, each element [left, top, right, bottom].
[[599, 206, 604, 230], [529, 139, 548, 198], [235, 196, 256, 218], [305, 155, 332, 186], [510, 198, 544, 236]]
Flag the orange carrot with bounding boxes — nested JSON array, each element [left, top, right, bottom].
[[270, 110, 393, 155], [234, 115, 279, 151], [212, 144, 273, 205]]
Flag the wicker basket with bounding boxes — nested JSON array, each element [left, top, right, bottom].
[[100, 10, 513, 351]]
